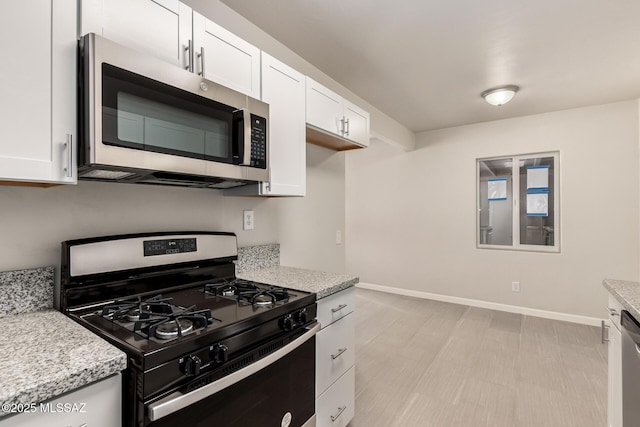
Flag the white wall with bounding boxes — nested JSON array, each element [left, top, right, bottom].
[[0, 181, 278, 271], [278, 144, 346, 273], [346, 100, 640, 318]]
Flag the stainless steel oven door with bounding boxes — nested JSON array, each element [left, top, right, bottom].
[[147, 324, 319, 427]]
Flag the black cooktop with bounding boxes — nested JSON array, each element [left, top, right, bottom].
[[75, 280, 315, 366]]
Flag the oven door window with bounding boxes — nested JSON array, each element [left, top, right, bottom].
[[147, 337, 315, 427], [101, 64, 237, 164]]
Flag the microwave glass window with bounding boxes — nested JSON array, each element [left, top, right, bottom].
[[101, 64, 235, 163], [116, 92, 229, 159]]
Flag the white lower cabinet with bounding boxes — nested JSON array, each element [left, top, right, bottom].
[[607, 294, 622, 427], [315, 288, 355, 427], [0, 374, 121, 427]]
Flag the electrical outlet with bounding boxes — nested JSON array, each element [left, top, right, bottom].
[[336, 230, 342, 245], [243, 210, 254, 230], [511, 281, 520, 293]]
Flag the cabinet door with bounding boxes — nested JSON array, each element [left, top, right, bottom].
[[0, 374, 121, 427], [192, 12, 261, 98], [81, 0, 192, 69], [306, 77, 344, 135], [343, 100, 370, 147], [259, 53, 306, 196], [0, 0, 76, 184]]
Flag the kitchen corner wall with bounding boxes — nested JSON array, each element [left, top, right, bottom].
[[278, 144, 346, 273], [346, 100, 640, 318]]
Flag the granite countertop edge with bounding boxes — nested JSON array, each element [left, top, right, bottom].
[[603, 279, 640, 320], [0, 310, 127, 414], [237, 266, 359, 299]]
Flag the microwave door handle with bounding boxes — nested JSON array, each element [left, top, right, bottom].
[[240, 108, 251, 166]]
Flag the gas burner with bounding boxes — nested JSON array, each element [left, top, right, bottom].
[[204, 280, 291, 307], [155, 319, 194, 340], [125, 308, 141, 322], [134, 306, 216, 341], [252, 292, 276, 306], [204, 279, 257, 297]]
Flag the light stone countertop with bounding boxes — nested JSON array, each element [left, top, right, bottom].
[[0, 309, 127, 415], [603, 279, 640, 320], [238, 266, 358, 299]]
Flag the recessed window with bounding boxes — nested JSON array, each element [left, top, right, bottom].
[[477, 152, 559, 252]]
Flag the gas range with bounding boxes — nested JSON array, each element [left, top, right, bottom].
[[60, 232, 317, 427]]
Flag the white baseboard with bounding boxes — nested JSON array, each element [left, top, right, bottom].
[[356, 282, 604, 327]]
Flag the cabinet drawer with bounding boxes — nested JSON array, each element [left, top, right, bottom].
[[316, 366, 355, 427], [316, 312, 355, 397], [317, 287, 355, 328], [608, 294, 624, 332]]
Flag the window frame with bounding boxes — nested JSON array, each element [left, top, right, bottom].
[[476, 151, 560, 253]]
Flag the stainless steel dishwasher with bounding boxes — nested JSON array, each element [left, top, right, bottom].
[[621, 310, 640, 426]]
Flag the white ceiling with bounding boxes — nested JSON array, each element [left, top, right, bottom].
[[220, 0, 640, 133]]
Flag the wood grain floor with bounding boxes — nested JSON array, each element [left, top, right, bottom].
[[350, 288, 607, 427]]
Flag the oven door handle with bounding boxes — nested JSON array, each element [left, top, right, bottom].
[[147, 322, 320, 422]]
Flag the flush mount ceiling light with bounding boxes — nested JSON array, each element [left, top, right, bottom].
[[481, 85, 519, 106]]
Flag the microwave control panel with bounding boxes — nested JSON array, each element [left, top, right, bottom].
[[250, 114, 267, 169]]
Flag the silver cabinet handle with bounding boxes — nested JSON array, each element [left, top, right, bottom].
[[64, 134, 73, 178], [331, 304, 348, 313], [331, 406, 346, 422], [344, 118, 350, 136], [197, 47, 205, 76], [602, 320, 610, 343], [184, 40, 193, 72], [331, 348, 347, 360], [339, 117, 345, 135], [609, 308, 619, 316]]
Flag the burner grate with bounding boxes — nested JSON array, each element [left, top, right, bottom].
[[204, 279, 290, 307], [101, 295, 174, 321]]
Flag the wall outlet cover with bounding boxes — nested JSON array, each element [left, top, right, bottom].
[[243, 210, 254, 230]]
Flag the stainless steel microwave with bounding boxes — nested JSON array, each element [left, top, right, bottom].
[[78, 33, 269, 189]]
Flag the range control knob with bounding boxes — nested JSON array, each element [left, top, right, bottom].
[[280, 315, 294, 331], [294, 309, 307, 324], [183, 355, 201, 376], [211, 344, 228, 364]]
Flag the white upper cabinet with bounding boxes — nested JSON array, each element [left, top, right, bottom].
[[80, 0, 192, 69], [343, 100, 370, 147], [306, 77, 370, 150], [225, 52, 306, 197], [0, 0, 76, 184], [306, 79, 344, 136], [192, 12, 261, 99], [259, 53, 306, 196]]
